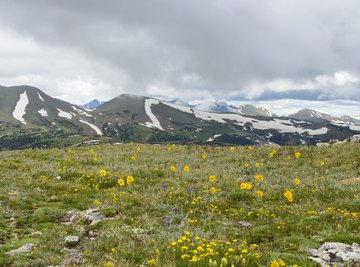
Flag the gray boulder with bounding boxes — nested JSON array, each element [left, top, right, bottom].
[[309, 242, 360, 266]]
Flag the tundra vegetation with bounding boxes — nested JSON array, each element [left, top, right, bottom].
[[0, 143, 359, 266]]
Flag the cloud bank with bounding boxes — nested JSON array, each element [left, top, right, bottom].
[[0, 0, 359, 115]]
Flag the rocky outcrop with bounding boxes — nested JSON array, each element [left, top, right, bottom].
[[317, 135, 360, 146], [308, 242, 360, 266], [60, 208, 106, 226]]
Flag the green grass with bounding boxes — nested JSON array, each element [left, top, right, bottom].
[[0, 143, 359, 266]]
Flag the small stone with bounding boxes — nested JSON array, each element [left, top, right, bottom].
[[30, 231, 43, 237], [6, 243, 33, 255], [61, 248, 82, 265], [64, 235, 80, 245], [55, 176, 61, 181]]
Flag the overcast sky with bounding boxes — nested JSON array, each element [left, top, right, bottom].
[[0, 0, 359, 116]]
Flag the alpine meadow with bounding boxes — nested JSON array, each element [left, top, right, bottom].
[[0, 142, 359, 266]]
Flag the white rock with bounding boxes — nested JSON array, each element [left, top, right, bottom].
[[64, 236, 80, 245], [6, 243, 33, 255]]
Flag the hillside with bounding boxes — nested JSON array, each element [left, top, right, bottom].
[[0, 143, 359, 266], [1, 86, 360, 149]]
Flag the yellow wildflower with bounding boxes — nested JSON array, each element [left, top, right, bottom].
[[255, 175, 264, 181], [99, 169, 107, 176], [294, 152, 301, 158], [147, 259, 157, 265], [294, 178, 301, 185], [117, 178, 125, 186], [170, 165, 176, 172], [181, 254, 190, 259], [271, 260, 279, 267], [183, 165, 190, 172], [257, 190, 264, 197], [126, 175, 134, 184], [210, 187, 216, 194], [209, 175, 217, 183]]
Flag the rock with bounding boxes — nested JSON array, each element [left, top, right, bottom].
[[60, 210, 82, 224], [61, 209, 106, 226], [64, 235, 80, 245], [6, 243, 33, 255], [308, 242, 360, 266], [55, 175, 62, 181], [83, 209, 105, 225], [61, 247, 82, 265], [30, 231, 43, 237]]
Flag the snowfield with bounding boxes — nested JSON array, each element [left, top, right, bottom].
[[38, 108, 48, 117], [57, 109, 73, 119], [79, 119, 103, 135], [12, 91, 29, 124], [142, 99, 164, 131], [162, 102, 328, 135]]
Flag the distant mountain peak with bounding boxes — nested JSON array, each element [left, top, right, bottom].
[[237, 104, 276, 117], [288, 108, 337, 122], [82, 99, 103, 109]]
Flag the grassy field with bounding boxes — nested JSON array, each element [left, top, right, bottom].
[[0, 143, 359, 266]]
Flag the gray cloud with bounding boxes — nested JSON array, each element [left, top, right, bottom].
[[0, 0, 360, 108]]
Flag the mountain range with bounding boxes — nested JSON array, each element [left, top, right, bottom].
[[0, 85, 359, 149]]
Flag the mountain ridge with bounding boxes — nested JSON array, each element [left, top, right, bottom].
[[1, 85, 359, 149]]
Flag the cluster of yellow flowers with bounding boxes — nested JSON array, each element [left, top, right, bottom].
[[269, 149, 277, 158], [117, 175, 134, 186], [271, 259, 286, 267], [240, 182, 252, 190], [284, 190, 294, 202], [168, 231, 261, 265]]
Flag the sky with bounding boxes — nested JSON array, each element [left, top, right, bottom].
[[0, 0, 359, 116]]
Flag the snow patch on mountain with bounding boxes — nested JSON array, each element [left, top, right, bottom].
[[79, 119, 102, 135], [38, 108, 48, 117], [142, 99, 164, 131], [12, 91, 29, 124], [57, 109, 73, 119], [72, 106, 92, 117], [37, 92, 44, 101], [207, 134, 222, 142], [349, 125, 360, 131]]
